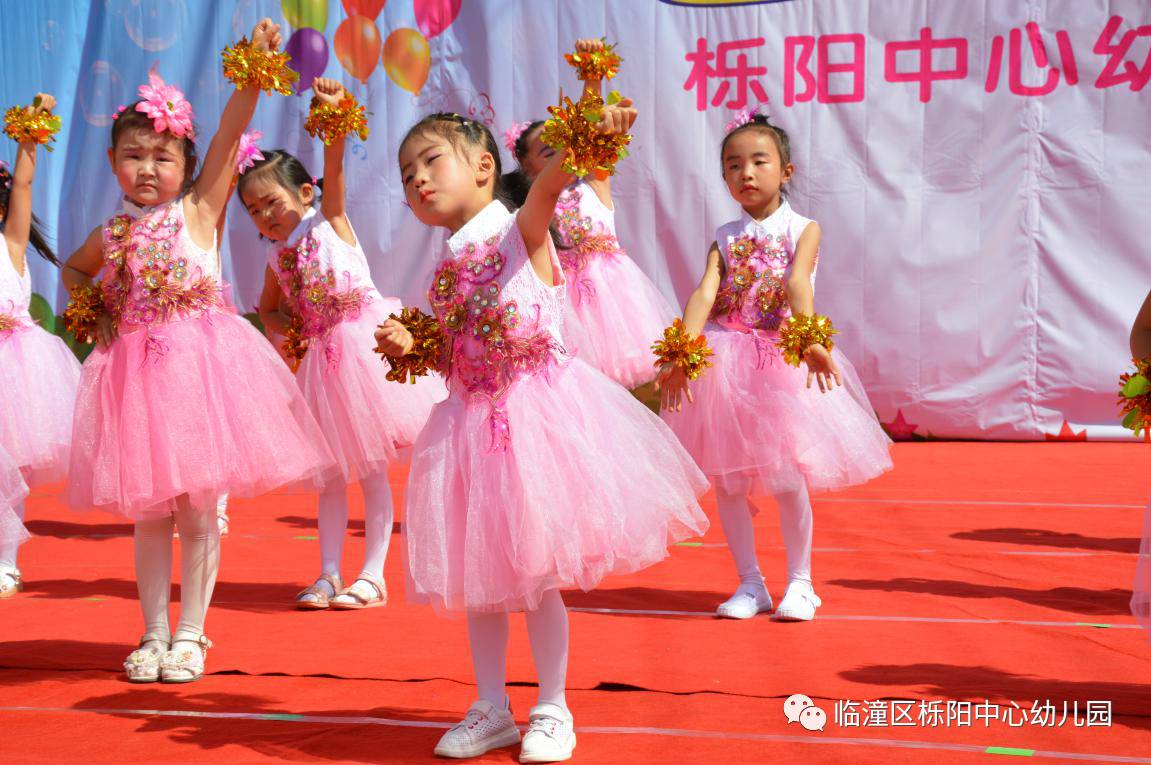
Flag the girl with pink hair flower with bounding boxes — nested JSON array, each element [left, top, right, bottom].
[[62, 18, 334, 684]]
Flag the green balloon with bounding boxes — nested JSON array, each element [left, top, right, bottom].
[[281, 0, 328, 32], [29, 292, 57, 334]]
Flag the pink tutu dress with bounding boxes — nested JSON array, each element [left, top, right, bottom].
[[663, 202, 893, 495], [0, 251, 81, 485], [1134, 499, 1151, 642], [0, 443, 30, 549], [267, 209, 445, 484], [68, 198, 335, 519], [403, 201, 709, 612], [553, 181, 677, 388]]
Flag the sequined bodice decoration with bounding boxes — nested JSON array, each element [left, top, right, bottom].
[[553, 184, 620, 305], [710, 231, 792, 332], [101, 202, 222, 329], [271, 230, 371, 345]]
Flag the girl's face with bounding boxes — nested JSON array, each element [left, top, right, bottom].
[[108, 128, 187, 207], [240, 174, 315, 241], [399, 131, 494, 232], [722, 129, 793, 215], [518, 126, 553, 181]]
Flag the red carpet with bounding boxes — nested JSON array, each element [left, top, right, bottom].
[[2, 443, 1150, 763]]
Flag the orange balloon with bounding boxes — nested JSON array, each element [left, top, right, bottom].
[[383, 27, 430, 95], [334, 15, 382, 83]]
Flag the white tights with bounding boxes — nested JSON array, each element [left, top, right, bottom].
[[467, 589, 569, 710], [317, 472, 394, 581], [0, 500, 24, 569], [715, 482, 813, 586], [134, 495, 221, 644]]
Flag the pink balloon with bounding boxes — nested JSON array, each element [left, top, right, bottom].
[[414, 0, 461, 40]]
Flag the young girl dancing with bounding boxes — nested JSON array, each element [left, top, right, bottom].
[[0, 92, 82, 597], [63, 19, 333, 682], [658, 110, 892, 622], [239, 78, 443, 610], [375, 102, 708, 761], [504, 39, 676, 388]]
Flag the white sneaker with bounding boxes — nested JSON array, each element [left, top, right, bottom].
[[716, 582, 772, 619], [519, 703, 575, 763], [434, 699, 521, 758], [0, 566, 23, 599], [771, 580, 821, 621]]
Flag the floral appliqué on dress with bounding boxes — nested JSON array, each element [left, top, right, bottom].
[[553, 186, 620, 306], [429, 236, 559, 453]]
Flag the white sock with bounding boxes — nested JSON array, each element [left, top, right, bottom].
[[0, 500, 25, 569], [317, 481, 350, 578], [358, 472, 394, 580], [134, 513, 175, 642], [775, 483, 813, 584], [525, 590, 569, 709], [715, 486, 766, 592], [172, 496, 221, 644], [467, 610, 510, 707]]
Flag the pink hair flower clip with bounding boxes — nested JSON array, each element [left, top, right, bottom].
[[503, 120, 533, 153], [112, 104, 128, 121], [136, 64, 195, 139], [235, 130, 264, 174], [724, 103, 770, 134]]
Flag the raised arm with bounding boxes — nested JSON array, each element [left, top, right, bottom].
[[572, 39, 613, 208], [310, 77, 355, 246], [3, 93, 56, 272], [187, 19, 283, 241], [518, 99, 636, 283]]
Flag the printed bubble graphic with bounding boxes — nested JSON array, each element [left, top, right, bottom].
[[799, 706, 827, 732], [78, 60, 126, 127], [122, 0, 187, 52], [783, 693, 814, 723]]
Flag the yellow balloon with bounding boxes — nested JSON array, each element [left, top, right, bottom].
[[383, 28, 431, 95]]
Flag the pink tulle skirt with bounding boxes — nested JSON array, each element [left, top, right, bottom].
[[562, 251, 677, 389], [404, 357, 710, 613], [0, 324, 81, 485], [68, 310, 335, 519], [662, 326, 893, 495], [0, 443, 30, 549], [296, 297, 447, 485], [1133, 498, 1151, 642]]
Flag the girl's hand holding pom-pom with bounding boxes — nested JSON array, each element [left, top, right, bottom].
[[597, 98, 637, 136], [30, 93, 57, 116], [311, 77, 345, 105], [94, 313, 119, 351], [655, 362, 694, 413], [374, 319, 414, 357], [802, 343, 843, 393]]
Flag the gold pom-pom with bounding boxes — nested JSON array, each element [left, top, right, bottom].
[[62, 284, 106, 342], [652, 319, 714, 381], [381, 307, 445, 384], [4, 105, 62, 150], [281, 314, 307, 363], [539, 90, 631, 179], [776, 314, 838, 368], [304, 94, 369, 146], [564, 40, 622, 81], [1118, 356, 1151, 442], [222, 37, 299, 96]]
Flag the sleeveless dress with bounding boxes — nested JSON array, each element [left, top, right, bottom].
[[663, 202, 893, 495], [68, 197, 334, 519], [553, 180, 677, 388], [403, 201, 709, 612], [0, 250, 81, 485], [267, 209, 445, 484]]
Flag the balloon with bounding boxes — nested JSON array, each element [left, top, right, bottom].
[[281, 0, 328, 32], [341, 0, 386, 20], [334, 15, 381, 83], [123, 0, 186, 52], [285, 27, 330, 93], [383, 28, 430, 95], [414, 0, 461, 40]]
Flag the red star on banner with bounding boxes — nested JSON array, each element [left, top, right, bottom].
[[882, 409, 919, 441], [1044, 419, 1088, 441]]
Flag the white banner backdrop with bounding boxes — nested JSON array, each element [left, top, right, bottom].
[[3, 0, 1150, 440]]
